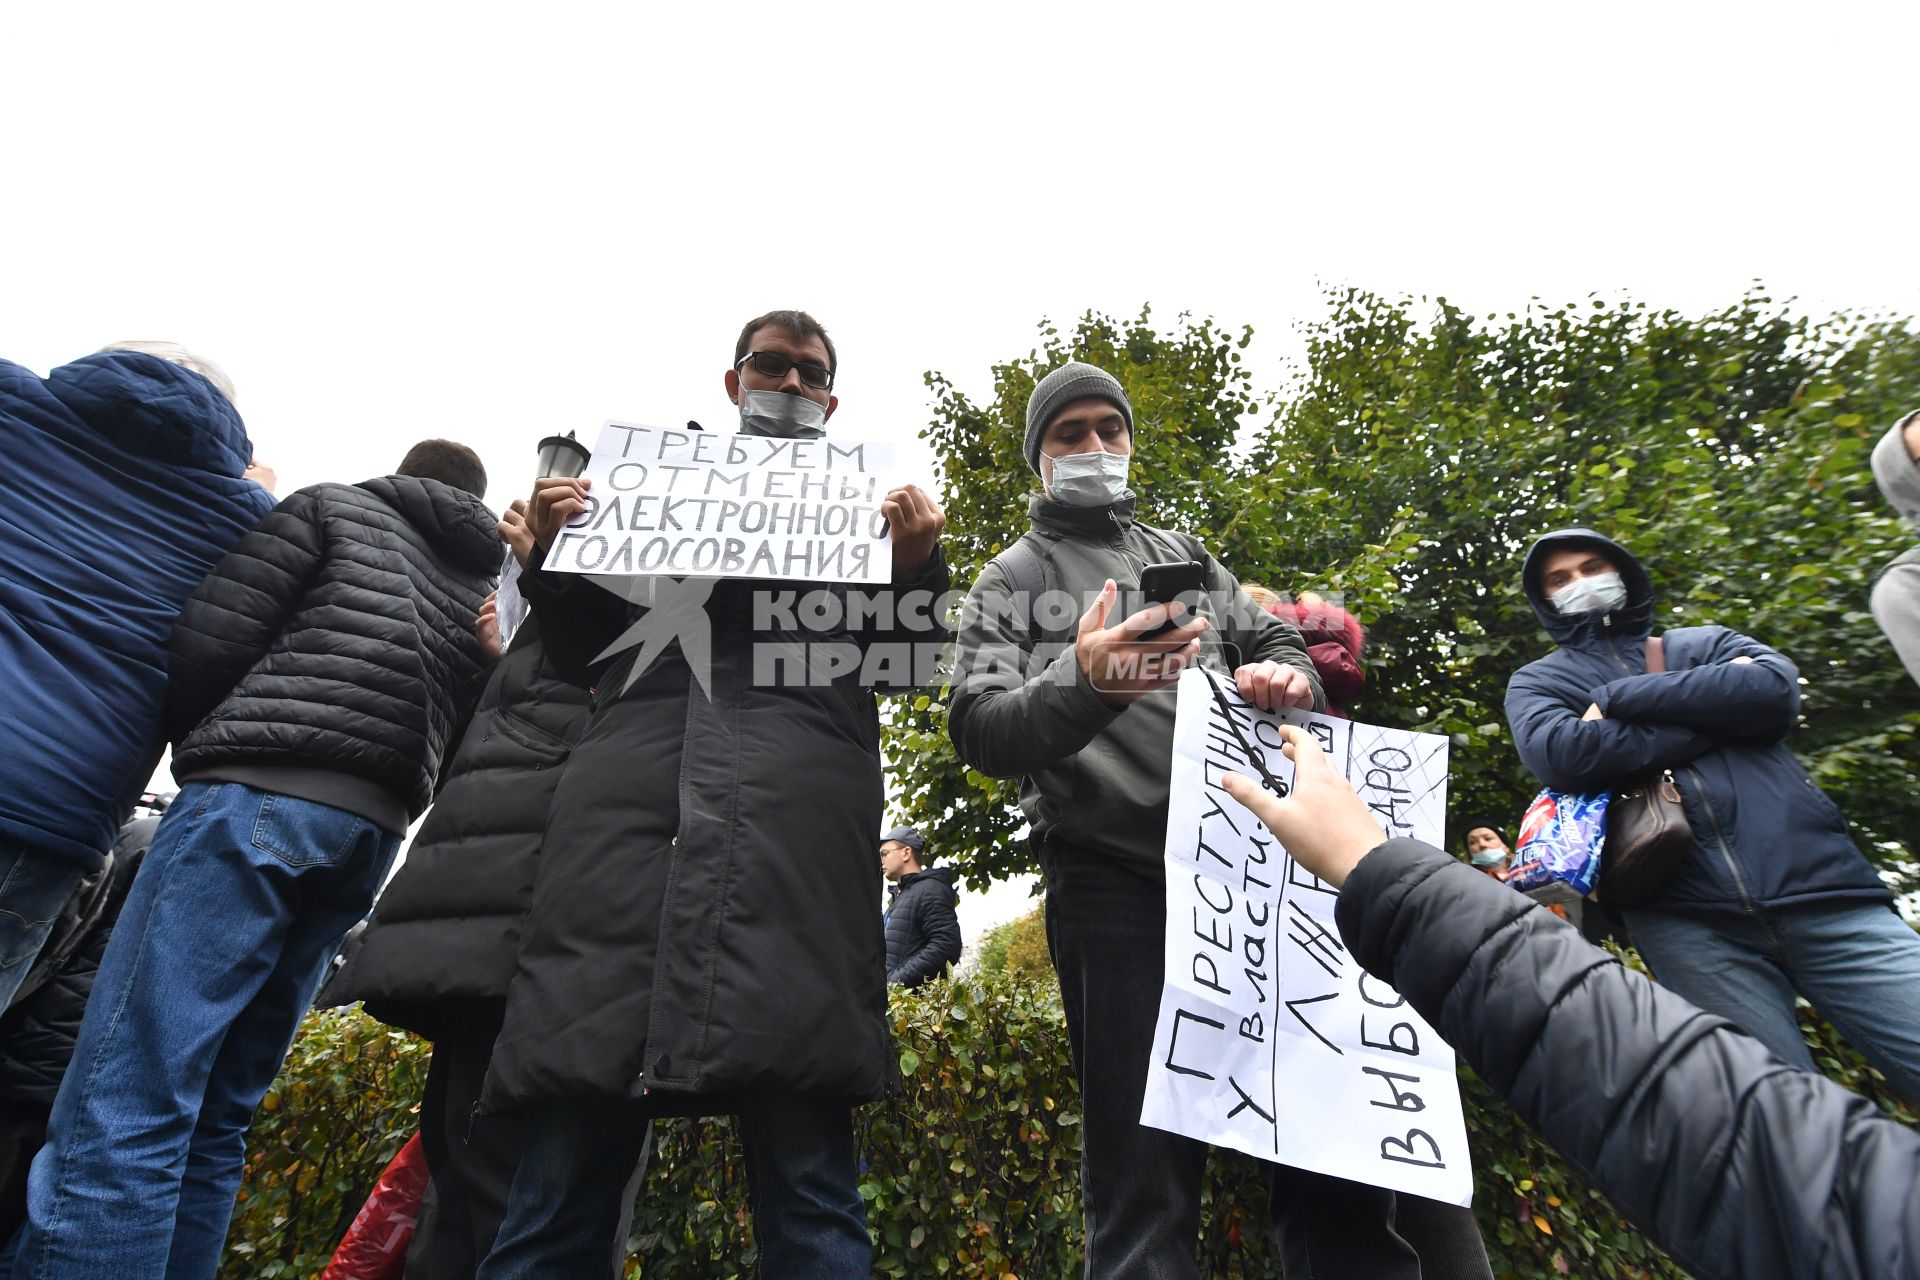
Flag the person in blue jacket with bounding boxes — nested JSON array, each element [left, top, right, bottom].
[[1503, 528, 1920, 1103], [0, 343, 274, 1010]]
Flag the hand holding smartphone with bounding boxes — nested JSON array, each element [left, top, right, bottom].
[[1137, 559, 1206, 639]]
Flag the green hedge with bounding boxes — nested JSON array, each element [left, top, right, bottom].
[[228, 971, 1916, 1278]]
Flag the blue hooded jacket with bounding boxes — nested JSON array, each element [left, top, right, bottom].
[[0, 351, 275, 869], [1503, 529, 1887, 916]]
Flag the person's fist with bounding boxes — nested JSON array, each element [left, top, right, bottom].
[[499, 498, 536, 568], [883, 484, 946, 579], [1234, 660, 1316, 712], [528, 477, 591, 552], [476, 592, 502, 660], [1220, 724, 1385, 889]]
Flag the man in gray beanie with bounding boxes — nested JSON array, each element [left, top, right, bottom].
[[1021, 361, 1134, 477], [948, 361, 1490, 1276]]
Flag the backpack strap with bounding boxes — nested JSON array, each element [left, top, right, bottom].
[[989, 527, 1208, 648], [1147, 527, 1207, 568], [988, 540, 1050, 647]]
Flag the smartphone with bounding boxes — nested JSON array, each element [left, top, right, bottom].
[[1137, 559, 1207, 639]]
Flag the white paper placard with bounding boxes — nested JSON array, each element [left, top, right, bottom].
[[544, 421, 895, 585], [1140, 669, 1472, 1206]]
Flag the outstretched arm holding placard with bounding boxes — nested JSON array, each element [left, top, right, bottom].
[[1222, 729, 1920, 1280]]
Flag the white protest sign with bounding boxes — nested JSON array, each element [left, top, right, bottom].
[[544, 421, 896, 585], [1140, 669, 1471, 1207]]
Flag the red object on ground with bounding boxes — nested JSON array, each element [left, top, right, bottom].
[[320, 1131, 430, 1280]]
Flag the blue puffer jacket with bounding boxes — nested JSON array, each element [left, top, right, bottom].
[[1503, 529, 1887, 916], [0, 352, 274, 869]]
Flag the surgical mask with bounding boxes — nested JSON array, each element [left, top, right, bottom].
[[739, 389, 826, 439], [1550, 572, 1627, 617], [1469, 848, 1507, 869], [1046, 449, 1131, 507]]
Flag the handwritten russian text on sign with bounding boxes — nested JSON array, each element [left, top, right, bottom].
[[544, 421, 895, 585], [1140, 670, 1471, 1206]]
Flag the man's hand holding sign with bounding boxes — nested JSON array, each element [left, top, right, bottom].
[[880, 483, 945, 580]]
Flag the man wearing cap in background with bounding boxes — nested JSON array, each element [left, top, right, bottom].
[[948, 361, 1491, 1277], [879, 827, 960, 988]]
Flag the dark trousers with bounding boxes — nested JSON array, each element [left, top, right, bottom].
[[1041, 839, 1488, 1280], [405, 1007, 521, 1280]]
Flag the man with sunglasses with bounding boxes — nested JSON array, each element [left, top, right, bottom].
[[473, 309, 949, 1278]]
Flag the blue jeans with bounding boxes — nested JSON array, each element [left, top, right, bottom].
[[476, 1093, 869, 1279], [1625, 898, 1920, 1105], [0, 845, 86, 1011], [5, 782, 399, 1280]]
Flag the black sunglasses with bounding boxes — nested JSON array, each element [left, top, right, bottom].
[[736, 350, 835, 390]]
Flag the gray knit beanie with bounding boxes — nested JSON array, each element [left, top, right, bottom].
[[1024, 362, 1134, 475]]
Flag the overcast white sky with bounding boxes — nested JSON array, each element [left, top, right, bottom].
[[7, 2, 1916, 944]]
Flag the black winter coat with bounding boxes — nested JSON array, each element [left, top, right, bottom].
[[167, 475, 500, 822], [1504, 529, 1886, 916], [482, 545, 950, 1114], [0, 818, 153, 1108], [330, 618, 590, 1041], [884, 867, 960, 987], [1340, 839, 1920, 1280]]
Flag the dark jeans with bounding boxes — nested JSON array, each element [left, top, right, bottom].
[[0, 845, 85, 1012], [405, 1007, 522, 1280], [475, 1092, 868, 1279], [1042, 839, 1488, 1280], [1625, 899, 1920, 1106]]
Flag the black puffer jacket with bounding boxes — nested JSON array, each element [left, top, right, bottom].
[[331, 618, 590, 1040], [167, 476, 500, 821], [0, 818, 153, 1108], [884, 867, 961, 987], [1340, 839, 1920, 1280]]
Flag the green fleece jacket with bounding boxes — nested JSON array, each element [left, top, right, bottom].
[[948, 493, 1323, 872]]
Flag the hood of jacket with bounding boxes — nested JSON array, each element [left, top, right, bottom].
[[359, 474, 502, 575], [44, 350, 253, 476], [890, 865, 957, 900], [1871, 413, 1920, 530], [1521, 528, 1655, 647]]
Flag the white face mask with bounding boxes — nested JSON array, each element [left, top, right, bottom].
[[739, 389, 826, 439], [1046, 449, 1130, 507], [1550, 572, 1628, 616]]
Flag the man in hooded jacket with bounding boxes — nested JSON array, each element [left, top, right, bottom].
[[1870, 409, 1920, 687], [8, 440, 501, 1280], [472, 310, 951, 1279], [1504, 528, 1920, 1103], [0, 345, 274, 1011]]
